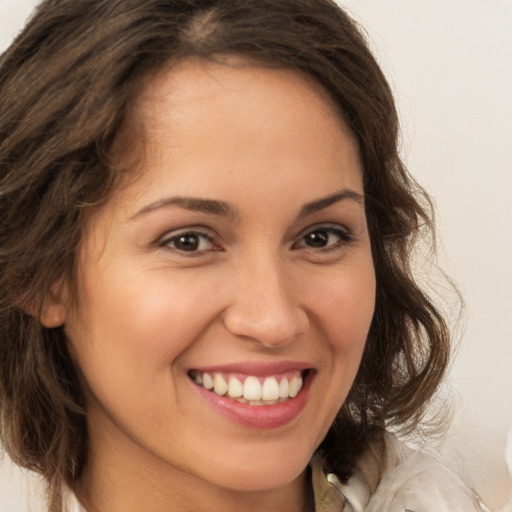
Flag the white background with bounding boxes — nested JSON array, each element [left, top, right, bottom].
[[1, 0, 511, 509]]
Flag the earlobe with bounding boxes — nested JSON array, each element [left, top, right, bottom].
[[28, 283, 68, 328], [39, 300, 67, 328]]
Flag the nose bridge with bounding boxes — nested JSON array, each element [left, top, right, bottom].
[[223, 247, 307, 346]]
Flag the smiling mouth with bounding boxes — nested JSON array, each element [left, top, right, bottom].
[[188, 370, 308, 406]]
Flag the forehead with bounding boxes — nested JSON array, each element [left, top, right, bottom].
[[108, 57, 363, 214], [135, 56, 354, 149]]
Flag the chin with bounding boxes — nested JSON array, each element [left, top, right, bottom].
[[195, 444, 312, 493]]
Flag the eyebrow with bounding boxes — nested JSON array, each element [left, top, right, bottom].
[[130, 188, 364, 221], [131, 197, 239, 220], [297, 189, 364, 218]]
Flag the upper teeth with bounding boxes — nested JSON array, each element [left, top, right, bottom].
[[191, 371, 303, 403]]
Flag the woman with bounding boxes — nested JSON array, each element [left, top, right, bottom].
[[0, 1, 493, 511]]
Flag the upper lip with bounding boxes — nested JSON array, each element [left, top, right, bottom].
[[189, 360, 313, 376]]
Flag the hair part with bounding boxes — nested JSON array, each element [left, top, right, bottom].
[[0, 1, 451, 510]]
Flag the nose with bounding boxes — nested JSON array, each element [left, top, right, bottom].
[[222, 256, 309, 347]]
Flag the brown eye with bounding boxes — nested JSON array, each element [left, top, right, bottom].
[[161, 231, 216, 253], [303, 230, 329, 248], [173, 233, 202, 251], [294, 225, 353, 252]]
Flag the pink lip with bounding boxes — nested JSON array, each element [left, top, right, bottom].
[[188, 367, 314, 429], [190, 360, 312, 376]]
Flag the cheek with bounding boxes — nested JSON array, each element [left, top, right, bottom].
[[300, 259, 375, 439], [304, 259, 376, 354], [65, 266, 227, 389], [117, 270, 229, 365]]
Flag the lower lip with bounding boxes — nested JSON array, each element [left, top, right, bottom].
[[189, 373, 313, 429]]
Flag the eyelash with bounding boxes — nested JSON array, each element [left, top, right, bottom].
[[159, 229, 219, 255], [293, 224, 354, 254], [158, 224, 354, 256]]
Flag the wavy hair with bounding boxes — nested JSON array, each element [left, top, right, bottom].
[[0, 1, 450, 510]]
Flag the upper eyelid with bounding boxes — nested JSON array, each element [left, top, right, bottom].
[[158, 226, 215, 242], [290, 223, 354, 249], [296, 222, 352, 238], [157, 229, 220, 255]]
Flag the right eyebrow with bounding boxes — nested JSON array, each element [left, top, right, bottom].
[[129, 196, 240, 221], [297, 189, 364, 219]]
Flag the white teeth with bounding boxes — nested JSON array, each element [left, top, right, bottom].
[[261, 377, 280, 401], [279, 377, 289, 398], [192, 370, 305, 404], [202, 373, 213, 390], [289, 375, 302, 398], [213, 373, 228, 396], [243, 376, 262, 400], [228, 376, 243, 398]]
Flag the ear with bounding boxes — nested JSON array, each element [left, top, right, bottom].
[[39, 296, 67, 328], [27, 282, 68, 328]]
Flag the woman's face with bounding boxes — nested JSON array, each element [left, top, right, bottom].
[[60, 59, 375, 498]]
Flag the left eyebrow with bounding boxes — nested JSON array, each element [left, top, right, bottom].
[[297, 189, 364, 219]]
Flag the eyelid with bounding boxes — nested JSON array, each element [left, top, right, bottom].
[[158, 226, 220, 252], [292, 223, 354, 250], [297, 222, 353, 238]]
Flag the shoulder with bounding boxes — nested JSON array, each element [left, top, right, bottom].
[[320, 434, 490, 512], [363, 435, 490, 511]]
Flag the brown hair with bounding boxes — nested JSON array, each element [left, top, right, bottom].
[[0, 1, 450, 510]]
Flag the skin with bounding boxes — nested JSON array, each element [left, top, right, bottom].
[[44, 58, 376, 512]]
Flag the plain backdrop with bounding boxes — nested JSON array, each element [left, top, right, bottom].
[[1, 0, 511, 510]]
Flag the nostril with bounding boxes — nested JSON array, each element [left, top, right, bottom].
[[222, 304, 308, 347]]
